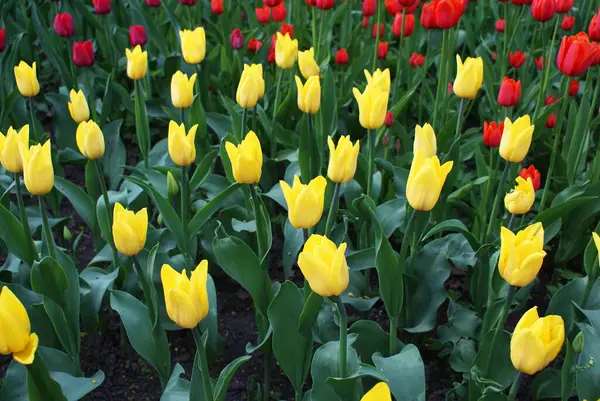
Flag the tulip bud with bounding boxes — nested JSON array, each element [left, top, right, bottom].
[[433, 0, 466, 29], [382, 134, 389, 146], [420, 2, 437, 29], [295, 75, 321, 114], [93, 0, 112, 14], [146, 0, 161, 7], [393, 12, 414, 37], [589, 13, 600, 41], [0, 286, 39, 365], [316, 0, 335, 10], [112, 202, 148, 256], [568, 79, 579, 96], [0, 125, 29, 173], [247, 38, 263, 52], [500, 115, 534, 162], [535, 56, 544, 70], [73, 41, 94, 68], [497, 77, 521, 107], [519, 165, 541, 191], [508, 50, 526, 69], [414, 123, 437, 157], [395, 138, 401, 152], [0, 28, 5, 53], [298, 48, 319, 79], [63, 226, 73, 241], [495, 19, 505, 32], [372, 23, 385, 38], [129, 25, 147, 47], [555, 0, 573, 13], [264, 0, 282, 6], [19, 140, 54, 195], [179, 0, 197, 5], [545, 94, 559, 105], [54, 13, 74, 38], [157, 214, 163, 225], [361, 383, 392, 401], [125, 45, 148, 80], [180, 27, 206, 65], [327, 136, 360, 183], [361, 17, 370, 28], [68, 89, 90, 124], [230, 29, 244, 50], [483, 121, 504, 148], [335, 48, 349, 65], [531, 0, 555, 22], [76, 120, 105, 160], [561, 15, 575, 30], [280, 23, 294, 38], [409, 53, 425, 68], [557, 33, 599, 77], [572, 332, 585, 353], [167, 171, 180, 198], [353, 84, 389, 130], [407, 151, 453, 211], [271, 2, 286, 21], [168, 121, 198, 166], [14, 61, 40, 97], [237, 65, 260, 109], [448, 82, 453, 94], [171, 71, 197, 109], [384, 112, 394, 127], [377, 42, 389, 59], [211, 0, 224, 14], [453, 55, 484, 99], [280, 175, 327, 229], [386, 0, 400, 14], [363, 0, 376, 16], [500, 223, 546, 286], [256, 5, 271, 23], [298, 235, 349, 296], [275, 32, 298, 69], [545, 113, 557, 128], [504, 176, 535, 215], [225, 131, 263, 184]]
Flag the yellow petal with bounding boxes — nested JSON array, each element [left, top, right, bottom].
[[13, 333, 38, 365], [361, 382, 392, 401], [510, 328, 547, 374]]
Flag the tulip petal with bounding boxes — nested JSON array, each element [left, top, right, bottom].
[[298, 251, 334, 296], [362, 382, 392, 401], [167, 288, 201, 328], [510, 329, 547, 374]]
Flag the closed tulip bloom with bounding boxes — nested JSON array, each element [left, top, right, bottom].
[[509, 50, 526, 68], [327, 136, 360, 183], [168, 121, 198, 166], [280, 23, 294, 37], [393, 12, 415, 36], [237, 68, 259, 109], [498, 77, 521, 107], [453, 55, 484, 99], [414, 123, 437, 157], [295, 75, 321, 114], [568, 79, 579, 96], [499, 223, 546, 286], [271, 2, 287, 21], [247, 38, 263, 52], [249, 64, 265, 99], [421, 2, 437, 29], [298, 234, 349, 296], [384, 112, 394, 127], [161, 261, 209, 329], [365, 68, 391, 92], [0, 286, 39, 365], [409, 53, 425, 68], [363, 0, 377, 16], [129, 25, 147, 47], [406, 151, 453, 211], [180, 28, 206, 64], [54, 13, 74, 37], [211, 0, 224, 14], [535, 56, 544, 70], [146, 0, 161, 7], [14, 61, 40, 97], [434, 0, 466, 29], [504, 176, 535, 214], [179, 0, 197, 5], [500, 115, 534, 162], [377, 42, 389, 59], [125, 45, 147, 80], [372, 23, 385, 38], [280, 175, 327, 229], [256, 5, 271, 23], [73, 41, 94, 67], [483, 121, 504, 147], [93, 0, 112, 14], [510, 307, 564, 375], [112, 202, 148, 256], [171, 71, 196, 108], [0, 125, 29, 173], [353, 85, 389, 130], [19, 140, 54, 195], [225, 131, 263, 184], [76, 121, 105, 160], [386, 0, 401, 14], [230, 28, 243, 50], [546, 113, 557, 128], [589, 14, 600, 41], [561, 15, 575, 30], [317, 0, 335, 9], [519, 165, 541, 191], [275, 32, 298, 69], [0, 28, 5, 52], [557, 33, 599, 76], [264, 0, 282, 6], [531, 0, 555, 21], [68, 89, 90, 123], [361, 17, 370, 28], [545, 94, 559, 105], [335, 48, 349, 64], [555, 0, 573, 13], [361, 383, 392, 401], [298, 48, 319, 79], [495, 19, 506, 32]]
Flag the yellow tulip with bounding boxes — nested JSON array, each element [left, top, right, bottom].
[[499, 115, 535, 163], [510, 306, 564, 375], [225, 131, 263, 184], [353, 85, 389, 130], [499, 223, 546, 287], [297, 234, 349, 296], [14, 61, 40, 97], [280, 175, 327, 229], [453, 55, 483, 99], [593, 232, 600, 262], [161, 261, 209, 329], [76, 120, 105, 160], [68, 89, 90, 123], [295, 75, 321, 115], [361, 383, 392, 401], [327, 135, 360, 183], [504, 176, 535, 215], [125, 45, 148, 80], [18, 140, 54, 196], [365, 68, 391, 93], [406, 151, 453, 211], [0, 286, 39, 365], [171, 71, 197, 109], [112, 202, 148, 256], [414, 123, 437, 157], [236, 65, 259, 109], [298, 48, 319, 79], [251, 64, 265, 100], [275, 32, 298, 69], [168, 121, 198, 167], [0, 125, 29, 173], [180, 27, 206, 65]]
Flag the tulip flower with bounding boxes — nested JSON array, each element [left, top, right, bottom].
[[545, 113, 557, 128], [433, 0, 466, 29], [386, 0, 401, 14], [531, 0, 555, 22], [453, 55, 484, 99], [168, 121, 198, 167], [125, 45, 148, 80], [589, 13, 600, 41], [54, 13, 74, 37], [93, 0, 111, 14], [568, 79, 579, 96], [68, 89, 90, 123], [306, 0, 317, 5], [179, 0, 197, 5], [535, 56, 544, 70], [295, 76, 321, 115], [171, 71, 197, 109], [561, 15, 575, 30], [280, 175, 327, 229], [372, 23, 385, 38], [409, 53, 425, 68], [555, 0, 573, 13], [508, 50, 526, 68], [161, 261, 209, 329], [400, 0, 419, 13], [225, 131, 263, 184], [377, 42, 389, 59], [129, 25, 147, 47], [361, 383, 392, 401], [384, 112, 395, 127], [76, 121, 105, 160], [298, 48, 319, 79], [406, 151, 453, 211], [421, 2, 437, 29], [335, 48, 349, 64], [271, 2, 286, 21], [237, 67, 260, 109], [519, 165, 541, 191], [365, 68, 391, 93], [545, 94, 559, 105], [0, 286, 39, 365], [73, 41, 94, 67], [414, 123, 437, 157], [499, 115, 534, 162], [510, 307, 564, 375], [499, 223, 546, 286], [317, 0, 335, 9], [495, 19, 506, 32], [275, 32, 298, 69], [146, 0, 160, 7], [256, 6, 271, 23], [14, 61, 40, 97], [112, 202, 148, 256], [497, 77, 521, 107], [0, 28, 5, 52], [280, 23, 294, 38], [327, 136, 360, 183], [0, 125, 29, 173], [393, 12, 414, 37], [363, 0, 376, 16], [557, 33, 599, 77], [298, 234, 349, 297], [211, 0, 224, 14], [18, 140, 54, 196], [180, 27, 206, 65], [264, 0, 282, 6], [353, 84, 389, 130], [248, 38, 263, 52], [230, 28, 243, 50], [483, 121, 504, 148], [504, 176, 535, 214]]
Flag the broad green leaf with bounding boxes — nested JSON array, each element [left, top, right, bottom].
[[54, 176, 96, 231], [80, 267, 120, 334], [0, 203, 34, 265], [30, 256, 69, 309], [372, 344, 426, 401], [188, 183, 242, 238], [213, 355, 252, 401]]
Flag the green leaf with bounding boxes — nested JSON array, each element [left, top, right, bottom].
[[560, 340, 575, 401], [298, 290, 323, 337], [30, 256, 69, 309], [52, 371, 105, 400], [547, 277, 600, 331], [54, 176, 96, 231], [96, 189, 128, 259], [372, 344, 425, 401], [375, 197, 406, 237], [473, 329, 517, 389], [349, 320, 401, 366], [0, 203, 34, 265], [421, 219, 482, 250], [213, 355, 252, 401], [575, 322, 600, 400], [190, 150, 218, 189], [326, 363, 387, 400], [283, 219, 304, 278], [188, 183, 242, 238], [160, 364, 190, 401], [534, 196, 599, 226], [102, 120, 127, 190], [299, 114, 321, 182], [531, 369, 562, 401], [80, 267, 120, 334], [347, 248, 375, 271], [26, 354, 68, 401]]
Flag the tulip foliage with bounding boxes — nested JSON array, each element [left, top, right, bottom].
[[2, 1, 600, 401]]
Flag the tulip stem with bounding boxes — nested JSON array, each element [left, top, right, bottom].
[[85, 69, 98, 122], [241, 107, 248, 139], [192, 327, 214, 401], [581, 275, 596, 309], [15, 174, 39, 261], [317, 9, 325, 63], [393, 8, 406, 104], [389, 317, 397, 356], [132, 256, 157, 323], [483, 285, 515, 377], [507, 372, 524, 401], [507, 214, 516, 231], [485, 160, 511, 240], [371, 0, 382, 72], [134, 80, 149, 170], [28, 97, 39, 142], [454, 98, 465, 142], [533, 17, 559, 123], [334, 296, 348, 378], [418, 31, 432, 123], [249, 184, 265, 261], [38, 196, 57, 260], [271, 69, 284, 158], [500, 1, 509, 79], [252, 105, 257, 132], [94, 160, 119, 269], [366, 129, 374, 198], [181, 165, 191, 262], [432, 30, 447, 130], [66, 40, 78, 91], [324, 182, 341, 238], [311, 6, 317, 60], [399, 210, 417, 272]]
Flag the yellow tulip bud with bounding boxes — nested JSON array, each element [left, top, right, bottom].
[[504, 176, 535, 215], [280, 175, 327, 229], [18, 140, 54, 196], [236, 65, 259, 109], [0, 286, 39, 365], [125, 45, 148, 80], [167, 171, 180, 198], [499, 223, 546, 287], [327, 135, 360, 183], [0, 125, 29, 173], [295, 75, 321, 115], [14, 61, 40, 97], [510, 306, 564, 375], [361, 383, 392, 401], [68, 89, 90, 123], [499, 115, 535, 163], [180, 27, 206, 65], [275, 32, 298, 69], [171, 71, 197, 109], [364, 68, 391, 93], [168, 121, 198, 167], [414, 123, 437, 157], [76, 120, 105, 160], [593, 232, 600, 263], [112, 202, 148, 256], [453, 55, 483, 99], [297, 234, 349, 296], [353, 85, 389, 130], [406, 151, 453, 211], [298, 48, 319, 79], [161, 261, 209, 329], [225, 131, 263, 184]]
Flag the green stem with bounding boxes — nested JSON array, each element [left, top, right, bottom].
[[134, 80, 149, 170], [85, 69, 98, 122], [367, 129, 374, 198], [67, 40, 78, 91], [192, 327, 214, 401], [38, 196, 57, 260], [317, 9, 325, 62], [533, 18, 559, 123], [389, 317, 397, 356], [28, 97, 39, 141], [393, 8, 406, 104], [507, 371, 524, 401], [132, 255, 156, 321], [270, 69, 284, 158], [418, 31, 431, 123], [15, 174, 39, 261], [432, 30, 447, 129], [334, 296, 347, 378], [181, 165, 191, 261], [479, 148, 496, 239], [307, 113, 316, 180], [94, 160, 119, 269], [485, 160, 511, 240], [483, 285, 515, 377], [507, 213, 516, 231], [500, 1, 509, 78], [311, 6, 317, 57], [399, 210, 417, 270], [248, 184, 265, 260], [252, 105, 257, 133], [241, 107, 248, 139], [581, 275, 596, 309], [371, 0, 382, 72], [454, 98, 465, 142], [324, 182, 341, 238], [263, 347, 272, 401]]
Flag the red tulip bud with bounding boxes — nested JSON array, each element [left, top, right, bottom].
[[383, 134, 389, 146], [545, 94, 559, 105], [393, 12, 414, 37], [211, 0, 224, 14], [589, 13, 600, 41], [363, 0, 377, 16], [508, 50, 526, 68], [230, 28, 243, 50], [385, 0, 401, 14], [395, 138, 401, 152], [146, 0, 161, 7], [73, 41, 95, 67], [263, 0, 282, 6], [554, 0, 573, 14], [420, 2, 437, 29], [409, 52, 425, 67], [129, 25, 147, 47], [483, 121, 504, 147], [247, 38, 263, 52], [280, 23, 294, 37], [561, 15, 575, 30], [335, 48, 349, 64], [271, 2, 287, 21], [447, 82, 453, 94], [54, 13, 75, 38], [179, 0, 197, 5], [377, 42, 389, 59], [546, 113, 557, 128], [384, 112, 395, 127], [531, 0, 555, 22], [568, 79, 579, 96], [316, 0, 335, 10], [0, 27, 5, 53], [498, 77, 521, 107], [495, 19, 505, 32], [92, 0, 112, 14], [519, 165, 541, 191], [535, 55, 544, 70], [256, 6, 271, 23], [372, 23, 385, 38], [361, 17, 370, 28]]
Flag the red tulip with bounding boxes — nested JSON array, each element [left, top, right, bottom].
[[256, 6, 271, 23], [509, 50, 526, 68], [399, 0, 418, 6], [395, 138, 402, 152], [268, 35, 276, 63], [129, 25, 147, 47], [73, 41, 94, 67], [568, 79, 579, 96], [377, 42, 389, 59], [519, 165, 541, 191], [497, 77, 521, 107], [271, 2, 286, 21], [421, 2, 437, 29], [384, 112, 395, 127], [92, 0, 111, 14], [400, 0, 420, 13], [372, 23, 385, 38], [335, 48, 349, 64], [179, 0, 197, 5], [409, 52, 425, 67], [0, 28, 5, 53], [247, 38, 262, 52], [492, 51, 498, 62], [498, 0, 510, 3], [305, 0, 317, 5], [546, 113, 557, 128], [385, 0, 401, 14], [554, 0, 573, 14], [317, 0, 335, 10], [433, 0, 467, 30], [211, 0, 224, 14], [280, 23, 294, 37], [448, 82, 453, 94], [483, 121, 504, 147], [589, 13, 600, 40], [512, 0, 533, 5], [561, 15, 575, 30], [54, 13, 74, 38], [363, 0, 377, 16], [531, 0, 555, 22], [545, 94, 559, 105], [230, 28, 243, 50], [362, 17, 370, 28], [495, 19, 505, 32], [146, 0, 160, 6], [557, 32, 599, 76], [263, 0, 282, 6], [393, 12, 415, 37], [535, 55, 544, 70]]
